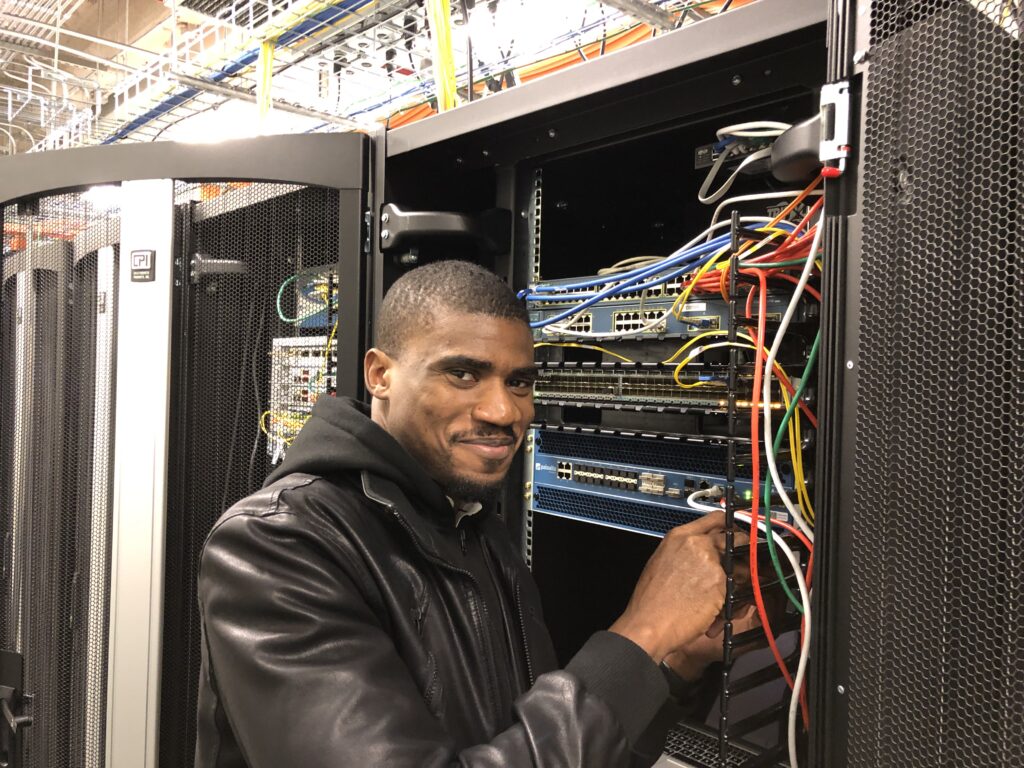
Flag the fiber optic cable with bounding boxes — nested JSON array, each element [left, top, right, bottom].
[[533, 342, 634, 362]]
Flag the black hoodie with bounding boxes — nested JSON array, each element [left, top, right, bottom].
[[264, 396, 454, 520], [195, 395, 682, 768]]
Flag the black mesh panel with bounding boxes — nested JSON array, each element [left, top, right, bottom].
[[160, 182, 341, 768], [0, 194, 119, 768], [850, 2, 1022, 766]]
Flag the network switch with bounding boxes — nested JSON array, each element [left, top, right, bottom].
[[533, 364, 787, 413], [529, 283, 810, 340], [527, 428, 793, 536]]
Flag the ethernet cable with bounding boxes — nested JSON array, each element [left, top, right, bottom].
[[532, 217, 785, 337], [707, 190, 823, 242], [277, 272, 338, 324], [698, 145, 773, 205], [764, 332, 821, 521], [762, 216, 824, 543], [688, 485, 815, 756], [527, 217, 794, 300], [533, 341, 634, 362], [731, 511, 811, 768], [715, 120, 792, 139], [697, 120, 792, 206]]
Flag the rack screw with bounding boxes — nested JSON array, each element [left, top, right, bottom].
[[381, 212, 389, 224], [381, 230, 390, 240], [837, 685, 846, 694], [853, 50, 868, 65], [731, 74, 742, 86], [846, 360, 854, 369]]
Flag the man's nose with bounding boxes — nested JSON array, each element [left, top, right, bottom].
[[473, 379, 519, 427]]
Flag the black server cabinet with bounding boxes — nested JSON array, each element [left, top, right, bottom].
[[811, 1, 1023, 767]]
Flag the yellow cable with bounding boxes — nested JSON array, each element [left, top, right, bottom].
[[667, 226, 789, 324], [792, 403, 815, 523], [534, 342, 634, 363], [313, 320, 339, 390], [669, 245, 728, 321], [661, 330, 735, 365], [671, 341, 754, 389], [670, 338, 795, 396]]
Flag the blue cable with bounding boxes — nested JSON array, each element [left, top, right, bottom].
[[529, 251, 718, 328], [529, 235, 731, 295]]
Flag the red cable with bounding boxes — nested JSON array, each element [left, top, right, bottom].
[[744, 270, 796, 696], [782, 197, 825, 248], [745, 284, 757, 319]]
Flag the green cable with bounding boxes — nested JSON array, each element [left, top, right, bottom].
[[762, 330, 820, 612], [277, 273, 337, 324]]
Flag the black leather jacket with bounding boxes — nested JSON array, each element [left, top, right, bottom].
[[194, 398, 679, 767]]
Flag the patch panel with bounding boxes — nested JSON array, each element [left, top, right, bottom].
[[266, 335, 337, 461], [530, 290, 809, 340]]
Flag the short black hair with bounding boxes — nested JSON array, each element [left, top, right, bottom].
[[377, 260, 529, 356]]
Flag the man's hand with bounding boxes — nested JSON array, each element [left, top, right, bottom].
[[663, 602, 760, 682], [609, 512, 732, 662]]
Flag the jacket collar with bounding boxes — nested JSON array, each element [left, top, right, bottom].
[[360, 471, 470, 568]]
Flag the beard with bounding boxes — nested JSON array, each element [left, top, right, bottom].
[[439, 472, 505, 505], [420, 439, 511, 505]]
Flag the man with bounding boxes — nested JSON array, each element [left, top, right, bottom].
[[195, 261, 741, 767]]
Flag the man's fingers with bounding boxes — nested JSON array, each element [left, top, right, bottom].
[[670, 510, 726, 536]]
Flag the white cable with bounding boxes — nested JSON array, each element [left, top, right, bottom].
[[707, 190, 825, 241], [597, 256, 664, 276], [686, 486, 723, 514], [698, 146, 773, 205], [732, 511, 811, 768], [716, 120, 792, 140], [541, 217, 778, 339], [761, 217, 824, 543]]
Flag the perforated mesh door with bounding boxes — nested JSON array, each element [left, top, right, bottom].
[[160, 182, 342, 768], [849, 2, 1022, 766], [0, 193, 120, 768]]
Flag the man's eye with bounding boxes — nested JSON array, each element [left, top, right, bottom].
[[448, 369, 477, 383], [509, 379, 535, 392]]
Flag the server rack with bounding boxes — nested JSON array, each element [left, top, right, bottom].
[[0, 134, 371, 768], [382, 2, 827, 764]]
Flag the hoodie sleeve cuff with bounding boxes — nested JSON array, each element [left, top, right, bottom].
[[565, 630, 669, 746]]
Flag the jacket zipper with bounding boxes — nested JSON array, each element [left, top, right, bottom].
[[514, 580, 536, 687], [385, 506, 499, 716], [480, 538, 526, 696]]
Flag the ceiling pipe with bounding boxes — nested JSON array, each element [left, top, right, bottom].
[[170, 72, 369, 130], [598, 0, 676, 30]]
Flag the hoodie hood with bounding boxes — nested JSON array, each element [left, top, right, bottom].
[[263, 396, 456, 524]]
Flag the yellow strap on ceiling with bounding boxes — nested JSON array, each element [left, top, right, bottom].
[[256, 39, 276, 125], [425, 0, 458, 112]]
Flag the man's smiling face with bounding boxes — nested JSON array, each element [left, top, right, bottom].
[[365, 309, 536, 503]]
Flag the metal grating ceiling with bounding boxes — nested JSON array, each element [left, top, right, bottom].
[[0, 0, 754, 153]]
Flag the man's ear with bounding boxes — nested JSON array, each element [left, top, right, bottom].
[[364, 347, 394, 400]]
